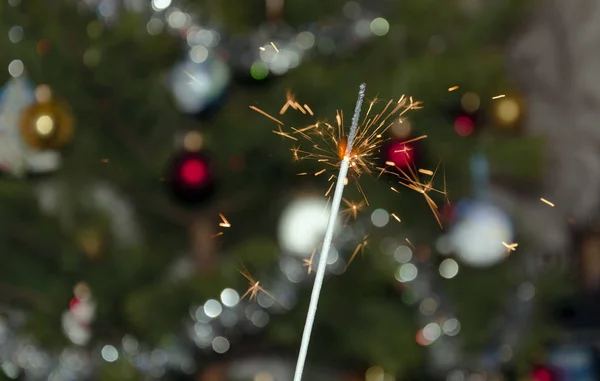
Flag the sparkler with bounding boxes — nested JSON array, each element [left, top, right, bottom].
[[292, 83, 366, 381], [252, 86, 421, 205]]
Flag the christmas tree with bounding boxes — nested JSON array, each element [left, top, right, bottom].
[[0, 0, 565, 380]]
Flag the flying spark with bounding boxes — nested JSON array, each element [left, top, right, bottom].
[[238, 267, 277, 302], [303, 249, 317, 274], [448, 86, 459, 91], [382, 160, 446, 228], [252, 92, 422, 204], [271, 42, 279, 52], [218, 213, 231, 228], [345, 235, 369, 271], [540, 198, 555, 207], [502, 241, 518, 253], [391, 213, 401, 223], [493, 94, 506, 99], [342, 198, 366, 221]]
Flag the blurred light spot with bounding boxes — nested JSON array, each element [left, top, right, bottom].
[[296, 31, 315, 49], [257, 291, 275, 308], [251, 310, 270, 327], [419, 298, 438, 316], [496, 98, 520, 125], [194, 322, 212, 338], [354, 19, 372, 38], [436, 234, 452, 255], [86, 21, 103, 39], [8, 26, 23, 43], [195, 306, 211, 323], [151, 350, 168, 366], [439, 259, 459, 279], [379, 237, 397, 255], [447, 370, 466, 381], [152, 0, 171, 11], [8, 60, 23, 77], [365, 365, 384, 381], [499, 345, 513, 362], [370, 18, 390, 36], [371, 208, 389, 227], [395, 263, 417, 282], [167, 10, 188, 29], [517, 282, 535, 301], [211, 336, 230, 354], [415, 329, 431, 346], [220, 288, 240, 307], [204, 299, 222, 318], [461, 92, 480, 113], [343, 1, 361, 19], [394, 246, 412, 263], [454, 116, 473, 137], [8, 0, 21, 6], [423, 323, 442, 342], [250, 61, 269, 80], [101, 345, 118, 362], [190, 46, 208, 63], [392, 118, 411, 138], [122, 335, 139, 354], [219, 309, 238, 327], [443, 318, 461, 336], [327, 247, 339, 265], [254, 371, 274, 381], [83, 49, 101, 67], [147, 18, 164, 35], [1, 362, 19, 379]]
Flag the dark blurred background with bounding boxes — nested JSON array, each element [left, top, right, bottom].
[[0, 0, 598, 380]]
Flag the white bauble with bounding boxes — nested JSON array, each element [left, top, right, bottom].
[[450, 202, 513, 268], [278, 197, 336, 257]]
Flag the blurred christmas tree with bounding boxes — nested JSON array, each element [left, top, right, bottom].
[[0, 0, 566, 380]]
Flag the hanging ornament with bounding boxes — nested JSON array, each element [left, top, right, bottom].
[[451, 92, 481, 137], [165, 134, 216, 205], [62, 282, 96, 346], [0, 77, 61, 176], [492, 94, 524, 130], [169, 52, 230, 116], [450, 154, 513, 267], [20, 84, 74, 150], [278, 195, 338, 257], [383, 139, 418, 170]]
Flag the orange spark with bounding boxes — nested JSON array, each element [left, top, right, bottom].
[[392, 213, 401, 223], [418, 169, 434, 176], [238, 268, 277, 302], [405, 238, 416, 250], [342, 199, 366, 221], [218, 213, 231, 228], [492, 95, 506, 99], [502, 241, 518, 253], [448, 86, 459, 91], [540, 198, 555, 207], [304, 249, 317, 274], [250, 105, 284, 125], [270, 42, 279, 52], [345, 235, 369, 271]]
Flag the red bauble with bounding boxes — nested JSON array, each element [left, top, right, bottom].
[[532, 367, 555, 381], [385, 140, 416, 169], [166, 150, 216, 205]]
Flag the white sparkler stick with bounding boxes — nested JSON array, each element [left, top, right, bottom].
[[293, 83, 367, 381]]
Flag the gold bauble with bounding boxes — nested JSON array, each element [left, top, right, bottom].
[[492, 95, 524, 129], [20, 100, 74, 150]]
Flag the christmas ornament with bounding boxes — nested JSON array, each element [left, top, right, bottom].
[[169, 53, 230, 115], [450, 201, 513, 267], [165, 149, 216, 205], [0, 77, 61, 176], [62, 282, 96, 346], [383, 139, 417, 169], [278, 196, 336, 256], [20, 85, 74, 150], [492, 94, 523, 129], [452, 92, 481, 137], [450, 154, 513, 267]]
